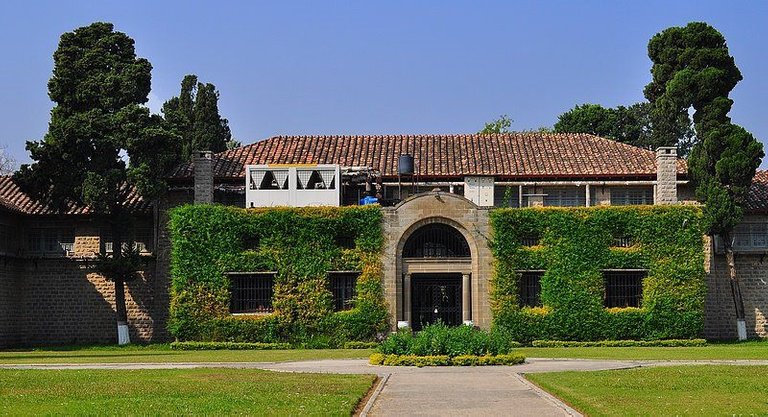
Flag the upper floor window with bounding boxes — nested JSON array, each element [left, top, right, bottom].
[[101, 227, 154, 254], [250, 169, 289, 190], [228, 272, 275, 314], [716, 223, 768, 252], [610, 187, 654, 206], [494, 186, 520, 208], [297, 169, 336, 190], [543, 187, 586, 207], [28, 228, 74, 255]]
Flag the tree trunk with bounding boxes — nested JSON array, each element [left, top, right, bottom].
[[722, 231, 747, 340], [112, 218, 131, 345]]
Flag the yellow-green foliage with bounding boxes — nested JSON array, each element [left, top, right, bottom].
[[369, 353, 526, 367], [490, 206, 706, 342], [168, 204, 389, 345]]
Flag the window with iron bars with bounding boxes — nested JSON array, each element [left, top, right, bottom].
[[715, 223, 768, 252], [611, 235, 634, 248], [610, 187, 654, 206], [328, 272, 358, 311], [28, 228, 74, 255], [519, 235, 541, 246], [228, 272, 275, 314], [603, 270, 645, 308], [543, 187, 586, 207], [518, 271, 543, 307]]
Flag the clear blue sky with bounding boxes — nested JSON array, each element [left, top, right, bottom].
[[1, 1, 766, 167]]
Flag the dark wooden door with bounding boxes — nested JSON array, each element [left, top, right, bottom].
[[411, 274, 462, 331]]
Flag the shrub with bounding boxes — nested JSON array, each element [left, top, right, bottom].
[[530, 339, 707, 348], [377, 323, 519, 356], [369, 353, 526, 367], [170, 341, 291, 350], [490, 206, 706, 342], [343, 341, 379, 349]]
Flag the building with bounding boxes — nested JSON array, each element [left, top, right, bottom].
[[1, 133, 767, 346]]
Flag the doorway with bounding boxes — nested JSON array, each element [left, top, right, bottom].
[[410, 273, 462, 331]]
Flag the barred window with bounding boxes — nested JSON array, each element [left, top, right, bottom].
[[28, 228, 74, 255], [297, 169, 336, 190], [101, 228, 153, 254], [251, 169, 289, 190], [543, 187, 586, 207], [603, 270, 645, 308], [228, 272, 275, 314], [493, 186, 520, 208], [520, 235, 541, 246], [612, 235, 634, 248], [716, 223, 768, 252], [518, 271, 543, 307], [329, 272, 358, 311], [610, 187, 653, 206], [403, 223, 470, 258]]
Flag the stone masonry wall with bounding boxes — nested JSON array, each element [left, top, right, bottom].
[[655, 147, 678, 204], [0, 258, 25, 347]]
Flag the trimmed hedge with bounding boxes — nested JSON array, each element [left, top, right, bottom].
[[378, 323, 520, 356], [170, 341, 291, 350], [490, 206, 706, 342], [168, 205, 389, 346], [343, 341, 380, 349], [530, 339, 707, 347], [369, 352, 526, 367]]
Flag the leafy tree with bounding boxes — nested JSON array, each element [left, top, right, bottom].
[[554, 102, 695, 156], [479, 115, 513, 134], [645, 22, 764, 339], [162, 75, 233, 159], [14, 22, 176, 344], [0, 145, 17, 175]]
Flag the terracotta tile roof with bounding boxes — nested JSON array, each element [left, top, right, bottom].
[[745, 170, 768, 213], [0, 176, 150, 216], [171, 133, 687, 180]]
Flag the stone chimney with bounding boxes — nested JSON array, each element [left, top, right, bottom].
[[194, 150, 213, 204], [655, 147, 678, 205]]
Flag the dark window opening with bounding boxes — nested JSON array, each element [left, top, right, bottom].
[[519, 271, 543, 307], [520, 235, 541, 246], [242, 235, 259, 251], [335, 235, 356, 249], [612, 235, 634, 248], [258, 171, 288, 190], [603, 270, 645, 308], [329, 272, 358, 311], [215, 190, 246, 207], [228, 273, 275, 314], [403, 223, 470, 258]]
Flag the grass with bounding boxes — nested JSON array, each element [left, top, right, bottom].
[[0, 368, 375, 416], [0, 344, 373, 364], [518, 339, 768, 360], [526, 365, 768, 416]]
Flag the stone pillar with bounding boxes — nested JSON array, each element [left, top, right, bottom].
[[194, 150, 213, 204], [401, 273, 412, 328], [462, 273, 472, 324], [655, 147, 678, 205]]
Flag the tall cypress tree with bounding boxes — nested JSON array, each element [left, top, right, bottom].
[[645, 22, 764, 339], [162, 75, 233, 160], [15, 22, 176, 344]]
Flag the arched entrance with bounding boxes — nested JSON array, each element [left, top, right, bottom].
[[400, 221, 472, 330]]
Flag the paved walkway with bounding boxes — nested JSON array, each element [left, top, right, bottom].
[[3, 358, 768, 416]]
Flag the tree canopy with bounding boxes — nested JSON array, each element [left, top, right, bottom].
[[553, 102, 695, 156], [479, 115, 513, 134], [162, 75, 233, 159]]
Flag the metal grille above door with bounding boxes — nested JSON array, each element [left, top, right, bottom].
[[403, 223, 470, 258], [411, 274, 462, 331]]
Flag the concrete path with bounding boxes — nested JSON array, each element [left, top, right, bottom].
[[3, 358, 768, 416]]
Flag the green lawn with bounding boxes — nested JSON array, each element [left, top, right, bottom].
[[518, 339, 768, 360], [0, 368, 374, 416], [0, 344, 373, 364], [526, 365, 768, 416]]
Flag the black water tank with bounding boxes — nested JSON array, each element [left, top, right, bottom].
[[398, 154, 414, 175]]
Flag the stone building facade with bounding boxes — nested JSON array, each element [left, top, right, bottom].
[[1, 133, 767, 346]]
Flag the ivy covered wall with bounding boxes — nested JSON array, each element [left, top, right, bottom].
[[168, 205, 388, 346], [490, 206, 706, 342]]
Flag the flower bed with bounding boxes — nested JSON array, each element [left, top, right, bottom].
[[369, 352, 525, 367]]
